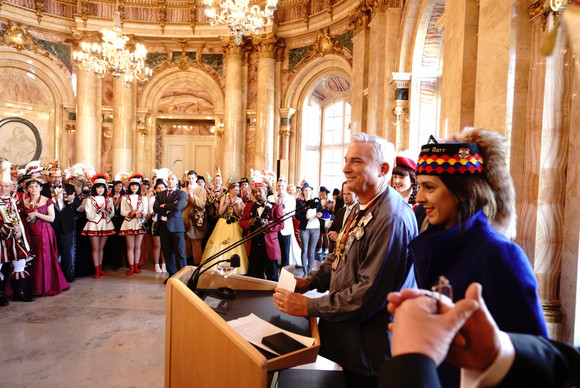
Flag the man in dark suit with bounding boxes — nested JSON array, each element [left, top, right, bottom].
[[153, 172, 187, 282], [41, 166, 80, 283], [380, 282, 580, 388], [240, 182, 284, 281], [327, 182, 358, 252]]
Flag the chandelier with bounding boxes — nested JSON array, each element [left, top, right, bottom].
[[73, 9, 152, 87], [202, 0, 278, 46]]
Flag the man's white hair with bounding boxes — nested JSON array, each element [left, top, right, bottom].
[[351, 133, 395, 178]]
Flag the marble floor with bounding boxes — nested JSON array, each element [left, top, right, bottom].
[[0, 266, 167, 388], [0, 264, 339, 388]]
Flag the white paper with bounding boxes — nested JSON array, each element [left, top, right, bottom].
[[278, 267, 296, 292], [227, 313, 315, 356]]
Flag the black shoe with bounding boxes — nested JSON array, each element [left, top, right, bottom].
[[13, 293, 36, 302], [66, 276, 76, 283], [163, 277, 169, 285], [0, 295, 9, 306]]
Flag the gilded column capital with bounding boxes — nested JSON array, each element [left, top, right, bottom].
[[222, 36, 244, 61], [349, 3, 372, 35], [252, 33, 279, 59]]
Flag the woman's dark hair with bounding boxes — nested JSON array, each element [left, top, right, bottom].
[[91, 183, 107, 196], [154, 179, 167, 191], [393, 165, 419, 204], [439, 174, 497, 229], [128, 182, 141, 195], [24, 178, 42, 189]]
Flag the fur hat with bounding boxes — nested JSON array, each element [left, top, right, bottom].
[[1, 159, 12, 184], [448, 127, 517, 240]]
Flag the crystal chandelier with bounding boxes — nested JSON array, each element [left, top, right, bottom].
[[73, 8, 152, 87], [203, 0, 278, 46]]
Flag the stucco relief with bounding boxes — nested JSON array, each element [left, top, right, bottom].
[[157, 83, 214, 114], [0, 73, 51, 106]]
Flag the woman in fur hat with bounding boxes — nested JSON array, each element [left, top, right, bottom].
[[82, 174, 115, 278], [119, 174, 148, 276], [411, 127, 548, 388]]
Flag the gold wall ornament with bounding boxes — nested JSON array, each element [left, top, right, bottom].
[[158, 0, 167, 34], [0, 23, 50, 58], [303, 0, 312, 29], [118, 0, 126, 28], [79, 0, 89, 28], [309, 28, 341, 58], [190, 0, 197, 34], [36, 0, 44, 24]]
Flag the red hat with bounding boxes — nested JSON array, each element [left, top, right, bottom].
[[396, 156, 417, 171], [254, 181, 267, 189]]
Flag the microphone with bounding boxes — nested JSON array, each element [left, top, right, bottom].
[[306, 198, 320, 209], [229, 253, 241, 268]]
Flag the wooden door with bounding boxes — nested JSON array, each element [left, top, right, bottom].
[[163, 135, 214, 180]]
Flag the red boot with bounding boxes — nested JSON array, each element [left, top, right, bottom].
[[134, 262, 141, 274], [94, 265, 101, 279], [127, 264, 135, 276], [100, 267, 108, 276]]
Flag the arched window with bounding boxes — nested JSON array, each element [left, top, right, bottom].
[[321, 100, 351, 191]]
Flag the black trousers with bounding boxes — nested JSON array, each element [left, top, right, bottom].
[[278, 233, 291, 268], [247, 240, 279, 281], [55, 230, 75, 279], [159, 223, 186, 277]]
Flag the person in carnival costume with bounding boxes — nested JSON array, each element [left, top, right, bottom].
[[411, 127, 548, 387], [0, 159, 36, 304], [82, 173, 115, 278], [22, 177, 69, 296], [119, 174, 148, 276], [201, 181, 248, 274]]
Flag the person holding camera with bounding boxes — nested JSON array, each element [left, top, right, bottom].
[[240, 181, 284, 281]]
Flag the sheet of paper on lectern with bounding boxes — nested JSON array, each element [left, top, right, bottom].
[[227, 313, 314, 356]]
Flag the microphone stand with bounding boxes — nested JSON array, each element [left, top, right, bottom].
[[187, 198, 318, 294]]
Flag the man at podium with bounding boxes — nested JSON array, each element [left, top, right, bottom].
[[273, 133, 418, 388]]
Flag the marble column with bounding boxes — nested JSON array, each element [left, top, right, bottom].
[[366, 6, 400, 139], [349, 7, 370, 133], [390, 73, 411, 151], [222, 37, 245, 180], [75, 69, 101, 168], [439, 0, 478, 136], [112, 78, 135, 175], [253, 33, 277, 172], [278, 108, 295, 161], [532, 17, 572, 339], [474, 0, 530, 140]]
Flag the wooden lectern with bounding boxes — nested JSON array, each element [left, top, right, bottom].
[[165, 266, 321, 388]]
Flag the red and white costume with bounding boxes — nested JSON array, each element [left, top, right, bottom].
[[119, 194, 148, 236], [82, 196, 115, 236]]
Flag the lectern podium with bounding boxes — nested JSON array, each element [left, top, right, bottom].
[[165, 266, 321, 387]]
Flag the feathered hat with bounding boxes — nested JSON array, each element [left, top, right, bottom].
[[92, 173, 108, 186], [24, 160, 43, 176], [114, 171, 130, 183], [152, 168, 170, 183], [1, 158, 13, 184]]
